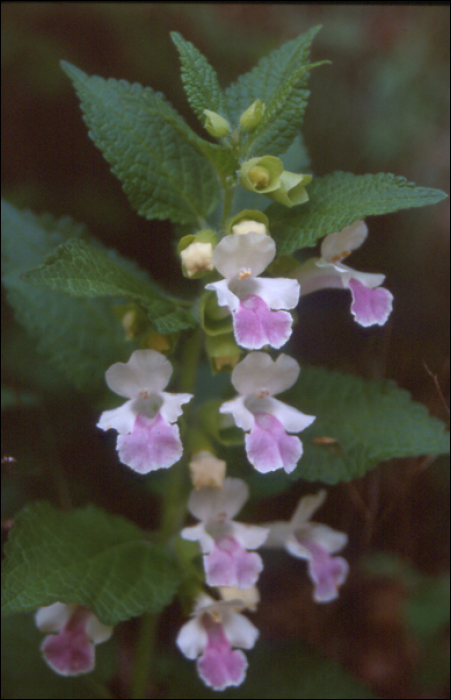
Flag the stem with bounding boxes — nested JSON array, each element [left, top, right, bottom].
[[130, 326, 204, 696], [221, 183, 236, 232], [129, 612, 159, 700], [160, 326, 203, 540]]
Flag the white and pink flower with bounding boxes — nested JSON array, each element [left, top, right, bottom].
[[35, 602, 113, 676], [295, 220, 393, 327], [205, 230, 300, 349], [97, 349, 192, 474], [181, 478, 268, 589], [264, 490, 349, 602], [176, 593, 258, 691], [220, 353, 315, 474]]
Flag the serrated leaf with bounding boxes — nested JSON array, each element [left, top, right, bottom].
[[1, 200, 137, 392], [22, 238, 196, 334], [171, 31, 228, 123], [1, 502, 181, 626], [285, 366, 450, 483], [61, 61, 220, 225], [226, 26, 323, 157], [268, 172, 448, 254]]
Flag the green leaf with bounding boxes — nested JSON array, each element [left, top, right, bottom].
[[226, 26, 324, 157], [22, 237, 196, 334], [286, 365, 450, 483], [170, 31, 228, 123], [2, 199, 136, 392], [269, 172, 448, 254], [61, 61, 220, 226], [1, 502, 181, 626]]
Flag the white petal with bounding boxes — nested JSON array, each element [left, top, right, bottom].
[[187, 478, 249, 523], [105, 349, 172, 399], [338, 263, 385, 289], [85, 614, 114, 644], [302, 523, 348, 554], [220, 396, 255, 432], [290, 490, 327, 528], [231, 353, 300, 398], [320, 220, 368, 262], [181, 523, 214, 553], [97, 400, 136, 435], [242, 277, 300, 310], [159, 392, 193, 423], [205, 279, 240, 313], [262, 521, 293, 548], [176, 617, 208, 659], [269, 398, 316, 433], [230, 522, 269, 550], [35, 602, 73, 633], [222, 610, 259, 650], [212, 232, 275, 280]]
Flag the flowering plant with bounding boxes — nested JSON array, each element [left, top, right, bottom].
[[1, 22, 448, 699]]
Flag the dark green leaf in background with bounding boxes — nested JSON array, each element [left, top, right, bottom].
[[22, 237, 196, 334], [286, 365, 450, 483], [268, 172, 448, 254], [1, 200, 135, 393], [226, 26, 323, 157], [171, 31, 228, 123], [1, 502, 181, 626], [61, 61, 221, 226]]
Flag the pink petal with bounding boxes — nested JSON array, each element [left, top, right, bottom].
[[245, 412, 302, 473], [233, 295, 293, 349], [300, 540, 349, 603], [40, 609, 95, 676], [117, 412, 183, 473], [348, 278, 393, 327], [197, 617, 248, 690], [204, 536, 264, 589]]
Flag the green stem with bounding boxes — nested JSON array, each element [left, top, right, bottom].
[[130, 327, 204, 696], [129, 612, 158, 699], [221, 183, 236, 232]]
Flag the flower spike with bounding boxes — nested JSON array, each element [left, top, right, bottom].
[[97, 349, 193, 473], [264, 490, 349, 602], [295, 220, 393, 327], [206, 230, 300, 349], [181, 478, 269, 589], [220, 353, 315, 473]]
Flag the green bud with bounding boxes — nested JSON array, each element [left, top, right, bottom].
[[240, 100, 266, 131], [113, 304, 148, 340], [267, 171, 312, 207], [198, 291, 233, 336], [203, 109, 230, 138], [205, 333, 241, 373], [239, 156, 284, 194]]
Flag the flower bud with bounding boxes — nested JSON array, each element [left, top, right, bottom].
[[189, 450, 226, 490], [205, 333, 241, 373], [267, 171, 312, 207], [199, 291, 233, 336], [113, 304, 148, 339], [226, 209, 269, 236], [203, 109, 230, 138], [239, 156, 283, 194], [178, 229, 218, 278], [240, 100, 266, 131]]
